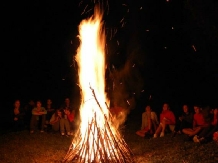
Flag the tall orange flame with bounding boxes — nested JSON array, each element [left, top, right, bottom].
[[63, 5, 134, 163], [76, 7, 111, 160]]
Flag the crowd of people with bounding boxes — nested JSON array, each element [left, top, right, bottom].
[[11, 98, 77, 136], [10, 98, 218, 143], [136, 103, 218, 144]]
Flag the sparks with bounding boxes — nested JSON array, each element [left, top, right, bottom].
[[64, 4, 134, 163]]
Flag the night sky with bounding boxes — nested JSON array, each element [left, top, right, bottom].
[[2, 0, 218, 113]]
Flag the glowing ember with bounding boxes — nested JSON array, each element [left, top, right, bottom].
[[63, 5, 134, 163], [192, 45, 197, 52]]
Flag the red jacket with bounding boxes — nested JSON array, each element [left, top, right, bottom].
[[193, 113, 205, 127], [67, 113, 74, 122], [160, 110, 176, 125]]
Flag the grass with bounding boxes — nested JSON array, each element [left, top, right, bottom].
[[0, 112, 218, 163]]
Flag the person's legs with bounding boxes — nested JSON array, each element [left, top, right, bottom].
[[17, 119, 25, 131], [136, 130, 146, 137], [40, 114, 46, 132], [52, 121, 60, 132], [60, 118, 65, 134], [189, 127, 202, 137], [183, 127, 202, 141], [154, 124, 162, 138], [182, 128, 194, 135], [160, 122, 167, 137], [46, 112, 52, 122], [174, 119, 182, 132], [182, 128, 195, 141], [30, 115, 38, 133], [198, 126, 212, 138], [180, 121, 192, 131], [24, 111, 32, 130], [136, 127, 149, 137], [69, 121, 75, 134], [64, 119, 71, 134], [151, 120, 157, 133], [204, 125, 218, 142]]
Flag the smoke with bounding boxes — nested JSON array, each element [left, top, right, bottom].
[[107, 44, 146, 129], [104, 1, 147, 129], [74, 0, 147, 129]]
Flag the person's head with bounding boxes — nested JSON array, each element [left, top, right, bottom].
[[47, 99, 52, 105], [162, 103, 169, 111], [29, 100, 35, 106], [194, 105, 200, 114], [14, 100, 20, 108], [65, 98, 70, 106], [36, 100, 42, 108], [56, 109, 62, 117], [183, 104, 189, 113], [145, 105, 151, 112]]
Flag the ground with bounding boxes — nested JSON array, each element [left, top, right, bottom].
[[0, 113, 218, 163]]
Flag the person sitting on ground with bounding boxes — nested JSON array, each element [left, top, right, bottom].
[[11, 100, 25, 132], [182, 105, 207, 141], [153, 103, 176, 138], [59, 108, 73, 136], [172, 104, 194, 137], [49, 109, 62, 133], [45, 98, 55, 131], [136, 105, 159, 137], [64, 108, 75, 135], [193, 107, 218, 143], [24, 99, 35, 129], [30, 100, 47, 133]]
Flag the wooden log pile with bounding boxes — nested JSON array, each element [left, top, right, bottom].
[[63, 88, 135, 163]]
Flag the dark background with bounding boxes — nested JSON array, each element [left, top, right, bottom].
[[1, 0, 218, 121]]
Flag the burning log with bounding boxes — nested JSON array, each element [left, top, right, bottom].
[[63, 5, 135, 162], [63, 88, 135, 163]]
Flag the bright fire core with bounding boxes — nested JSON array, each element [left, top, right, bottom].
[[76, 8, 109, 138], [63, 6, 134, 163]]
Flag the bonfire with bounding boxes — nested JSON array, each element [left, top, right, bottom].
[[63, 5, 135, 163]]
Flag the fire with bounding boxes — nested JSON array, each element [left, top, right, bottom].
[[63, 6, 134, 163], [76, 7, 109, 138]]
